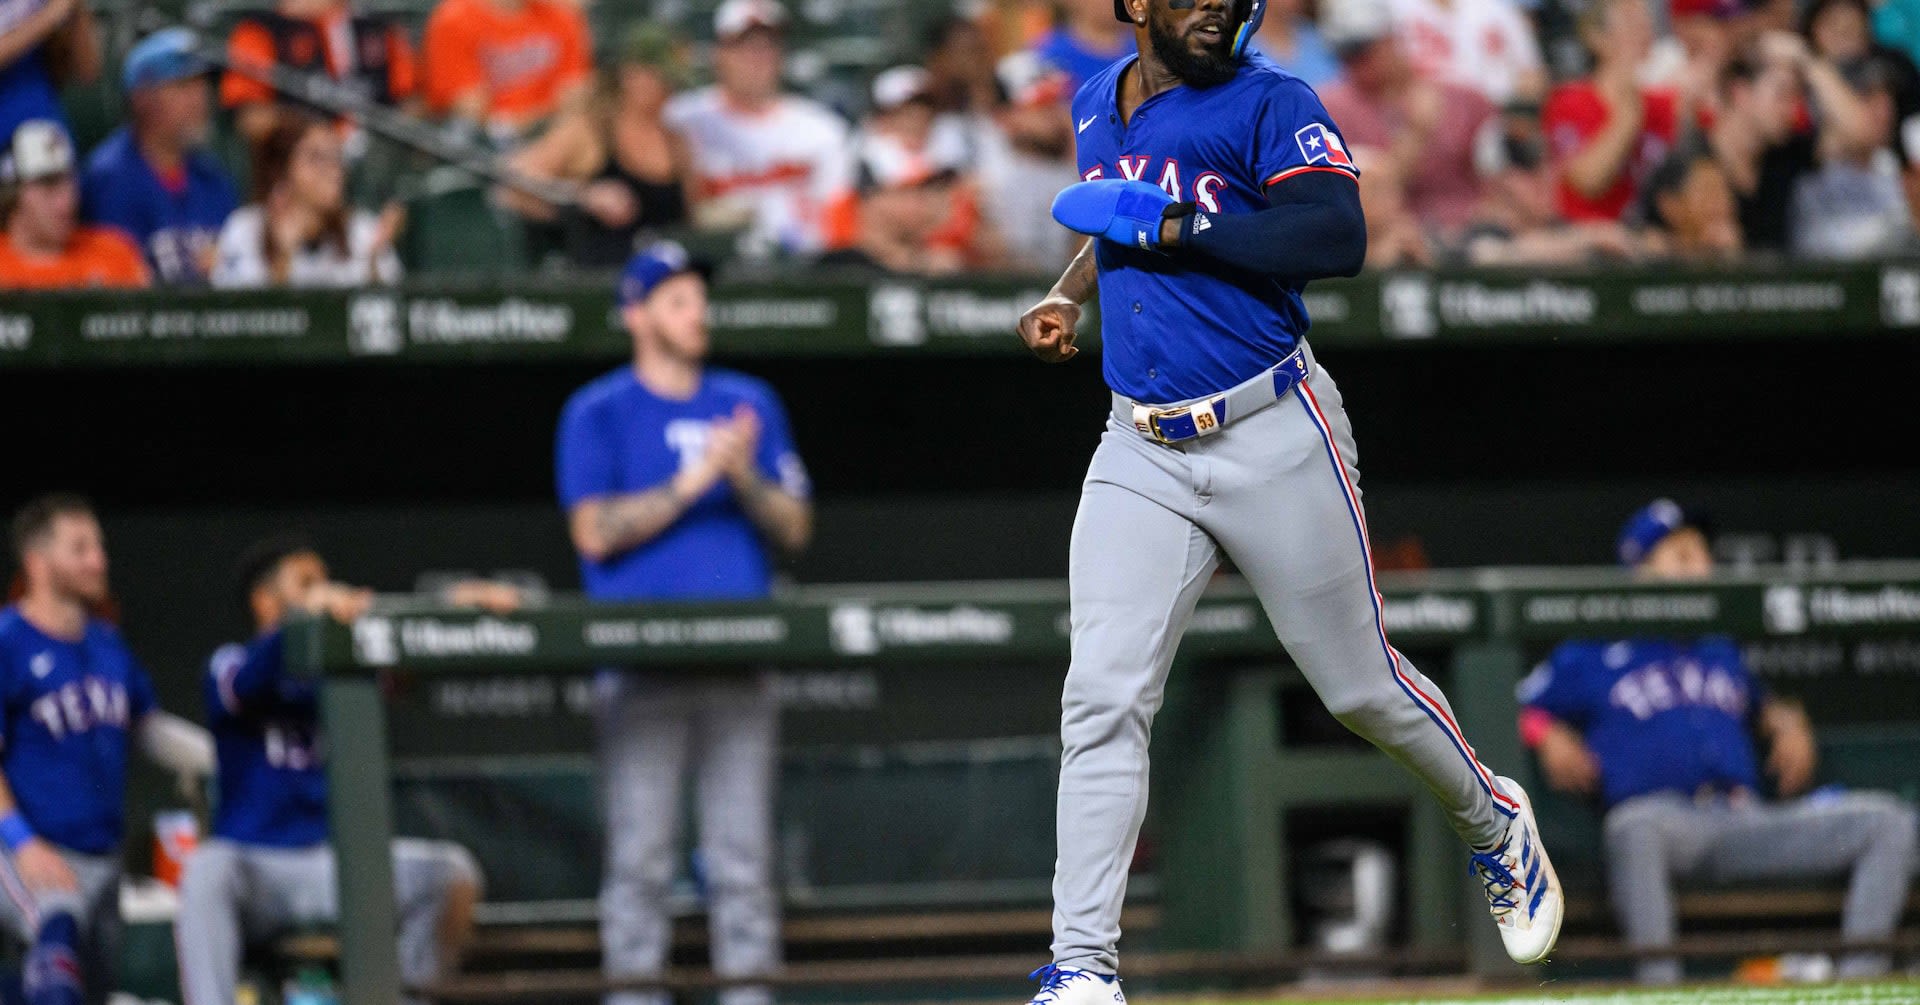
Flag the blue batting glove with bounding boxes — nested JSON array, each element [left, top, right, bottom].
[[1052, 179, 1179, 253]]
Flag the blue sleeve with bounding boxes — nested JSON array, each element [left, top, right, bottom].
[[555, 395, 617, 509], [1516, 643, 1595, 726], [207, 631, 297, 721], [750, 387, 810, 499], [1249, 77, 1360, 188], [1180, 170, 1366, 280]]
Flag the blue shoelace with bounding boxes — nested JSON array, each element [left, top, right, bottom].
[[1027, 964, 1105, 1003], [1469, 840, 1522, 914]]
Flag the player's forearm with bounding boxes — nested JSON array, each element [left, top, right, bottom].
[[733, 471, 812, 555], [138, 711, 214, 777], [1179, 175, 1366, 281], [571, 484, 693, 562], [1050, 239, 1099, 305]]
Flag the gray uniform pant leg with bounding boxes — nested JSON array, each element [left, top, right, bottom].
[[178, 837, 482, 1005], [1052, 423, 1222, 975], [391, 838, 485, 990], [177, 838, 250, 1005], [1605, 790, 1920, 984], [1603, 793, 1714, 985], [0, 846, 121, 1005], [1199, 364, 1510, 851], [1052, 351, 1513, 975], [694, 676, 782, 1005], [598, 673, 694, 1005]]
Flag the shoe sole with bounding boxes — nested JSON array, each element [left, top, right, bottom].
[[1501, 779, 1564, 965]]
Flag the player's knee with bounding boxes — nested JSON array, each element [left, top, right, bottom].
[[1320, 688, 1400, 740], [438, 843, 484, 902], [1867, 798, 1919, 858], [1059, 693, 1150, 753], [1602, 798, 1679, 855]]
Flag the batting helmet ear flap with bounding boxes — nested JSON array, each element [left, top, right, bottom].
[[1230, 0, 1266, 57]]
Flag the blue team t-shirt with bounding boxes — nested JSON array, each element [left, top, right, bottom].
[[1071, 52, 1358, 404], [555, 366, 810, 601], [1519, 636, 1765, 809], [82, 127, 238, 285], [206, 629, 329, 847], [0, 606, 157, 854]]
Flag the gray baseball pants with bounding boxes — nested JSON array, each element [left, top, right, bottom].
[[1604, 789, 1919, 984], [597, 671, 781, 1005], [175, 836, 482, 1005], [0, 844, 121, 1005], [1054, 346, 1514, 974]]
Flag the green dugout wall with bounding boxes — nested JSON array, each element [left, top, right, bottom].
[[286, 564, 1920, 1002]]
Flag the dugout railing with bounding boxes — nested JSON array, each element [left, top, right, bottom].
[[285, 563, 1920, 1002]]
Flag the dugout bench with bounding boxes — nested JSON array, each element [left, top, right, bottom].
[[284, 563, 1920, 1003]]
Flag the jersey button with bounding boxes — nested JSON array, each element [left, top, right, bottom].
[[1132, 302, 1143, 313], [1148, 369, 1159, 379]]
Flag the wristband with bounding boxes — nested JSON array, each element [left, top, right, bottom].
[[1517, 707, 1555, 750], [0, 812, 34, 853]]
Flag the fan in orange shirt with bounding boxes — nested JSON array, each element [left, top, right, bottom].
[[220, 0, 419, 146], [421, 0, 593, 143], [0, 121, 150, 290]]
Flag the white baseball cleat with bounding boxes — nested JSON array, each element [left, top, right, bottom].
[[1470, 775, 1564, 965], [1024, 965, 1126, 1004]]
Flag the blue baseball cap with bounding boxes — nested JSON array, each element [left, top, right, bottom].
[[618, 241, 711, 306], [1616, 499, 1710, 567], [123, 29, 211, 92]]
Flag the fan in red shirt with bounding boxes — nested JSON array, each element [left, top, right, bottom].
[[1544, 0, 1682, 222]]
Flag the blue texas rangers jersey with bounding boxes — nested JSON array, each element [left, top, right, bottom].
[[82, 127, 238, 285], [205, 629, 329, 847], [556, 366, 810, 602], [1519, 637, 1764, 809], [1071, 52, 1358, 404], [0, 606, 157, 854]]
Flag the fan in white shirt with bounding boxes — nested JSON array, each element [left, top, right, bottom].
[[211, 115, 401, 288], [664, 0, 852, 257], [1389, 0, 1546, 105]]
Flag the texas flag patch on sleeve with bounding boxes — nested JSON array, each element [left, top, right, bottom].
[[1294, 123, 1355, 172]]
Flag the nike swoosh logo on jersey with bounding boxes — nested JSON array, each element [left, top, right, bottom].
[[1078, 115, 1099, 134]]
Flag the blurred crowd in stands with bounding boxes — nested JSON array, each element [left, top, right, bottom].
[[6, 0, 1920, 290]]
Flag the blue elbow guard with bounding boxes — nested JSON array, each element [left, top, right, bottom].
[[1051, 179, 1179, 252]]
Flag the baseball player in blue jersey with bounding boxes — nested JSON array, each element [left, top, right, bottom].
[[556, 242, 811, 1005], [176, 535, 492, 1005], [1519, 500, 1918, 984], [0, 494, 212, 1005], [1013, 1, 1562, 999]]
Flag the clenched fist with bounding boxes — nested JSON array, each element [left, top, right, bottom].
[[1017, 295, 1083, 363]]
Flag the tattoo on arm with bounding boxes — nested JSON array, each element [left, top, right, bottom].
[[589, 486, 688, 557], [1054, 239, 1099, 304], [732, 471, 811, 553]]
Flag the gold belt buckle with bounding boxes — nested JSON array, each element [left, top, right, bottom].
[[1149, 405, 1190, 443]]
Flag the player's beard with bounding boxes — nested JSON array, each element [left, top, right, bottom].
[[1148, 16, 1238, 87]]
